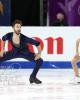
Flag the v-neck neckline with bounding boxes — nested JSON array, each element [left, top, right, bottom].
[[12, 32, 21, 47]]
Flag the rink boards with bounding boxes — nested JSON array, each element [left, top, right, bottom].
[[0, 27, 80, 68]]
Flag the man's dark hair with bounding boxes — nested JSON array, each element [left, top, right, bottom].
[[12, 20, 22, 27]]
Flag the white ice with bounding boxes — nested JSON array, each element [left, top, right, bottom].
[[0, 69, 80, 100]]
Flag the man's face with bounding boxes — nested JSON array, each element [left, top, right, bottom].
[[13, 24, 21, 35]]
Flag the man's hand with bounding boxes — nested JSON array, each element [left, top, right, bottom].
[[0, 51, 5, 57], [34, 53, 41, 60]]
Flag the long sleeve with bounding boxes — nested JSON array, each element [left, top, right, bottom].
[[2, 33, 11, 41], [25, 36, 40, 46]]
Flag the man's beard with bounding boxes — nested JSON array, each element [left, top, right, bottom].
[[15, 30, 21, 35]]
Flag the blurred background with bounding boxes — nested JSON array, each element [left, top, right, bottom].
[[0, 0, 80, 26]]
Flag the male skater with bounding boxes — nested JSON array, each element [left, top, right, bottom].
[[72, 38, 80, 83], [0, 19, 43, 84]]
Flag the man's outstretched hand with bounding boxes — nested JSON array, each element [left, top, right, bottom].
[[0, 51, 5, 57]]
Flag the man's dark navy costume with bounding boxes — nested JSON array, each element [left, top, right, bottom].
[[0, 32, 43, 84]]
